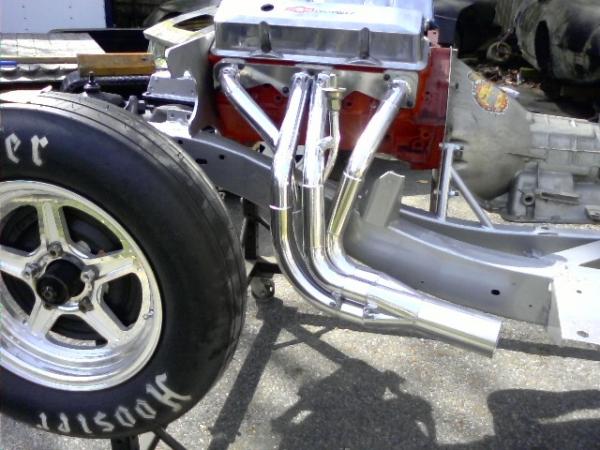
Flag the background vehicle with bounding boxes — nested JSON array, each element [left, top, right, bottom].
[[495, 0, 600, 83]]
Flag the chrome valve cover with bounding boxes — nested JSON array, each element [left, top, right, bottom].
[[212, 0, 432, 70]]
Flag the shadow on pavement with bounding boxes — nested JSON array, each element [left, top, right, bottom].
[[272, 358, 436, 449], [449, 390, 600, 450], [207, 297, 600, 450]]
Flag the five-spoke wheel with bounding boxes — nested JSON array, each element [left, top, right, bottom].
[[1, 181, 163, 390]]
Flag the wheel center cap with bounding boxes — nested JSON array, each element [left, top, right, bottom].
[[41, 284, 60, 302], [36, 260, 85, 306]]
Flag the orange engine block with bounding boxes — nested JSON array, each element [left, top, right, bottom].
[[213, 47, 451, 170]]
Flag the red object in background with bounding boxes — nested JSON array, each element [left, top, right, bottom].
[[214, 47, 451, 170]]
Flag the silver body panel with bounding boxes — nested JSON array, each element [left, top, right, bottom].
[[212, 0, 430, 70]]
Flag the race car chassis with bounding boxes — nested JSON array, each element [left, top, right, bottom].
[[148, 90, 600, 351]]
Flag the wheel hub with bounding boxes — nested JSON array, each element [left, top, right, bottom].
[[0, 181, 163, 391], [35, 260, 84, 306]]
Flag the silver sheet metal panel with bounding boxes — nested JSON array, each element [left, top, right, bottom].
[[0, 0, 107, 33], [0, 33, 104, 84], [213, 0, 431, 70]]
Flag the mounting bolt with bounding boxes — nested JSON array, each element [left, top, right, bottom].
[[323, 74, 347, 113], [48, 242, 63, 258], [363, 302, 378, 320], [323, 87, 346, 112], [79, 297, 94, 313], [80, 269, 96, 284]]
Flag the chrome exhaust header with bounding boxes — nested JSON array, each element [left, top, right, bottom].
[[270, 72, 376, 324], [218, 65, 279, 149], [220, 66, 502, 356]]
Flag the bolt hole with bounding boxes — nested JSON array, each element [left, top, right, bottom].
[[219, 154, 226, 160], [522, 193, 535, 206], [261, 3, 274, 11], [577, 330, 589, 338], [491, 289, 500, 296], [196, 158, 208, 165], [577, 289, 582, 294], [177, 139, 184, 145]]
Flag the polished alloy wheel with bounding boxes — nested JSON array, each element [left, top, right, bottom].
[[0, 181, 163, 391]]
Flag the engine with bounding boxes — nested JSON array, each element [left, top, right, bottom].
[[144, 0, 600, 224], [210, 0, 448, 169]]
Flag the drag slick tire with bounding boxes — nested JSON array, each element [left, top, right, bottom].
[[0, 93, 246, 438]]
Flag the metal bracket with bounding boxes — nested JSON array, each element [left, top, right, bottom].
[[240, 199, 281, 301], [433, 142, 494, 229]]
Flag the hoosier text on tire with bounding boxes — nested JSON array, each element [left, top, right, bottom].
[[0, 93, 246, 438]]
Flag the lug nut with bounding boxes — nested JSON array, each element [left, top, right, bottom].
[[41, 285, 58, 302], [48, 242, 63, 258], [80, 269, 96, 283], [23, 263, 40, 280], [79, 297, 94, 312]]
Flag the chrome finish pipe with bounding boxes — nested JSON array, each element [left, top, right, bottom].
[[322, 75, 343, 181], [270, 73, 412, 325], [328, 80, 412, 282], [270, 72, 386, 324], [323, 109, 340, 181], [321, 79, 501, 355], [219, 65, 279, 148], [301, 74, 372, 304], [302, 74, 420, 317]]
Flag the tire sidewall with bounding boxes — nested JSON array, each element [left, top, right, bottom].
[[0, 100, 245, 438]]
